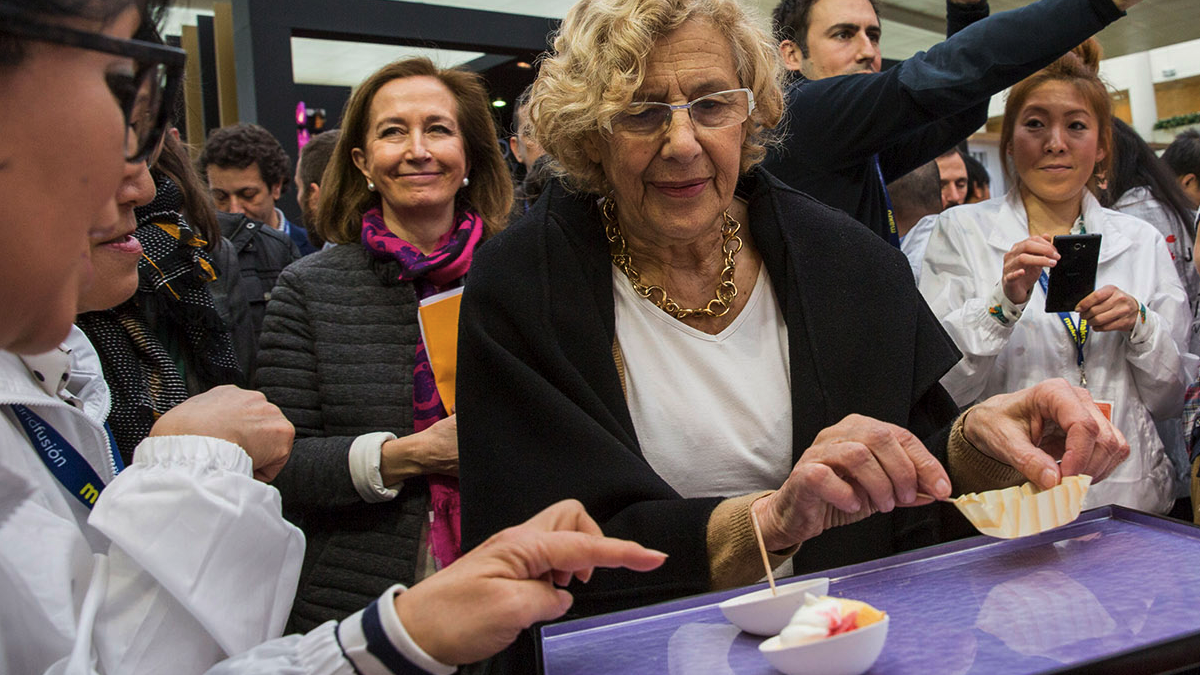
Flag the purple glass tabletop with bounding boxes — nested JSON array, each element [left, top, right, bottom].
[[540, 507, 1200, 675]]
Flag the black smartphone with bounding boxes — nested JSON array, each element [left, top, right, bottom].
[[1044, 233, 1101, 313]]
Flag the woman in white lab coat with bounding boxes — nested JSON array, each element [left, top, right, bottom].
[[0, 7, 662, 674], [919, 40, 1195, 514]]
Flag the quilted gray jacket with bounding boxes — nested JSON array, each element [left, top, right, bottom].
[[256, 243, 428, 633]]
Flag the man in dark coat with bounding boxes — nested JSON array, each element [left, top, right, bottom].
[[763, 0, 1128, 243]]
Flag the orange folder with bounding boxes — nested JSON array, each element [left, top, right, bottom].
[[417, 287, 464, 412]]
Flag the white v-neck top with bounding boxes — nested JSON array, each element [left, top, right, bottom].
[[613, 264, 793, 500]]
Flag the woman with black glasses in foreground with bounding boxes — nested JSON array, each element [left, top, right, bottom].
[[0, 2, 664, 674], [0, 2, 307, 672]]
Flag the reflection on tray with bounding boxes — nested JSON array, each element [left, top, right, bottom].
[[976, 570, 1116, 660], [666, 623, 740, 675]]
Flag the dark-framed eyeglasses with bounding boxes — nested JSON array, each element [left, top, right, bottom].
[[0, 4, 185, 163], [606, 88, 756, 137]]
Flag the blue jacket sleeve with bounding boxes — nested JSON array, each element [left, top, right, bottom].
[[878, 0, 990, 180]]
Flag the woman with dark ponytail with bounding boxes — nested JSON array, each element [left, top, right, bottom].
[[1102, 118, 1200, 511], [76, 130, 258, 463]]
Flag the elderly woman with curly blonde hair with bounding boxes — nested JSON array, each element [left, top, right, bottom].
[[456, 0, 1129, 628]]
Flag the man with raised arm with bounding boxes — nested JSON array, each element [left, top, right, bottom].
[[764, 0, 1139, 243]]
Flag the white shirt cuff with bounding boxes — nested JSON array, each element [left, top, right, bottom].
[[295, 621, 360, 675], [133, 435, 253, 475], [1129, 301, 1156, 346], [985, 283, 1027, 327], [336, 585, 456, 675], [349, 432, 399, 503]]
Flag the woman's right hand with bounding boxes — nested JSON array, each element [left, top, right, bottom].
[[380, 414, 459, 485], [396, 499, 666, 665], [1002, 235, 1059, 305], [751, 415, 951, 552]]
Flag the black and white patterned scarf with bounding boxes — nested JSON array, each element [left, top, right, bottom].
[[77, 172, 241, 463]]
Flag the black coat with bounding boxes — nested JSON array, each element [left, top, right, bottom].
[[458, 170, 962, 620], [218, 211, 302, 342], [762, 0, 1123, 240]]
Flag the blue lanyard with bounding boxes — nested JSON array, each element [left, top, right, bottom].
[[1037, 272, 1090, 385], [873, 155, 901, 249], [8, 404, 123, 510]]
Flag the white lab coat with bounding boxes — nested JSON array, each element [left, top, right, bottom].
[[1111, 186, 1200, 499], [900, 213, 938, 284], [919, 190, 1196, 514], [0, 327, 450, 675]]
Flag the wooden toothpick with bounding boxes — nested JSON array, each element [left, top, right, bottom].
[[750, 509, 777, 596]]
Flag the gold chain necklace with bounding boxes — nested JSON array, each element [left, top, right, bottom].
[[603, 197, 743, 319]]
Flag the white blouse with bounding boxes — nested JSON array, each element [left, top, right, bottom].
[[613, 264, 793, 501]]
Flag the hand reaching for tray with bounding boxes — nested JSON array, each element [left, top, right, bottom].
[[396, 499, 667, 665]]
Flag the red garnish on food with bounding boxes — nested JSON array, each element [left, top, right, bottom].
[[827, 610, 859, 636]]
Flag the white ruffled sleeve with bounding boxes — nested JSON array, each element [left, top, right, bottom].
[[87, 435, 305, 669], [205, 586, 455, 675]]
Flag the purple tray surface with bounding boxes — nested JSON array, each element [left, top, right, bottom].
[[540, 507, 1200, 674]]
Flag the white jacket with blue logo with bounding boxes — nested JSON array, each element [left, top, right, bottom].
[[919, 190, 1197, 514], [0, 326, 449, 675]]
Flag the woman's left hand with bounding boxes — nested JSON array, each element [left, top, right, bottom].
[[1075, 285, 1140, 333], [965, 379, 1129, 487]]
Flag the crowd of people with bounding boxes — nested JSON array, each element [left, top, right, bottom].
[[2, 0, 1197, 673]]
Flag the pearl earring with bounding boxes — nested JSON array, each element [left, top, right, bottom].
[[367, 180, 376, 192], [462, 176, 470, 187]]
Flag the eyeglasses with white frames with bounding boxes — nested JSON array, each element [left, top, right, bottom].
[[606, 88, 755, 136]]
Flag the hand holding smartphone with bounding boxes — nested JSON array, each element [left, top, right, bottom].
[[1044, 233, 1101, 313]]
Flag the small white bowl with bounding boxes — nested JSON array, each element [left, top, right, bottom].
[[758, 614, 889, 675], [718, 577, 830, 636]]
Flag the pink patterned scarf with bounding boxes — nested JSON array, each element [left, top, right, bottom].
[[361, 207, 484, 568]]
